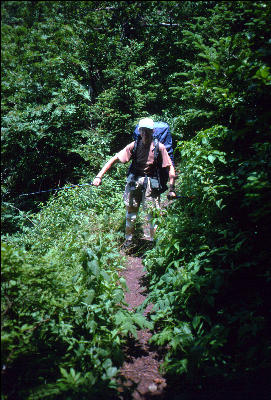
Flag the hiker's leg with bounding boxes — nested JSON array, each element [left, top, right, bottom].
[[125, 206, 139, 240], [144, 179, 160, 241], [146, 213, 158, 241], [123, 175, 142, 241]]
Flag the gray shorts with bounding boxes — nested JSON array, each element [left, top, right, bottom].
[[124, 174, 160, 210]]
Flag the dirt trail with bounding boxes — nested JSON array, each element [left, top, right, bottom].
[[117, 250, 168, 400]]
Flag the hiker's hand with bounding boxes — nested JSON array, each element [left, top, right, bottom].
[[93, 177, 102, 186], [167, 191, 177, 200]]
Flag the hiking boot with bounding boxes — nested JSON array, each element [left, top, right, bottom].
[[143, 233, 155, 242]]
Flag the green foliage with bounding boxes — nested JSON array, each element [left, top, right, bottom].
[[2, 0, 271, 394], [169, 1, 271, 139], [144, 119, 271, 382], [1, 1, 218, 204], [141, 2, 271, 384], [1, 183, 150, 399]]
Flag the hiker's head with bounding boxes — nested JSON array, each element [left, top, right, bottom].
[[138, 118, 154, 145]]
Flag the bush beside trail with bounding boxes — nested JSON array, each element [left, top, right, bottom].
[[143, 125, 271, 387], [1, 181, 152, 399]]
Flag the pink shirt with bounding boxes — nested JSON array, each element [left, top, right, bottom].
[[116, 141, 172, 176]]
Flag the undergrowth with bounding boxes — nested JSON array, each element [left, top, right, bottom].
[[141, 126, 271, 388], [1, 176, 152, 400]]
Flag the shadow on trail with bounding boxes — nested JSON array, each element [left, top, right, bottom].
[[137, 273, 151, 297], [153, 369, 271, 400], [123, 237, 155, 258], [118, 371, 271, 400], [122, 334, 150, 361]]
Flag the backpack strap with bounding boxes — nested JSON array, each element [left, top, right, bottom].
[[153, 138, 163, 191], [128, 136, 141, 176], [153, 138, 159, 162], [132, 136, 140, 159]]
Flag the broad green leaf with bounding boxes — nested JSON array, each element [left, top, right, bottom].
[[84, 289, 95, 305], [87, 260, 100, 276], [207, 155, 216, 163]]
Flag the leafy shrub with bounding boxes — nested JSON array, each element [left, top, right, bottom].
[[1, 183, 151, 399], [143, 124, 271, 383]]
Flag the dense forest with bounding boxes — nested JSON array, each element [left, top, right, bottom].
[[1, 1, 271, 399]]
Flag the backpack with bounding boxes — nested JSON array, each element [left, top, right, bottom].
[[129, 121, 174, 193]]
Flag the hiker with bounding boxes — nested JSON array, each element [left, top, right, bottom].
[[93, 118, 176, 247]]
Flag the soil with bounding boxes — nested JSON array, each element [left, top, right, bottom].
[[117, 244, 168, 400]]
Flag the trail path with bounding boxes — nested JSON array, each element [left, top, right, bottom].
[[117, 252, 167, 399]]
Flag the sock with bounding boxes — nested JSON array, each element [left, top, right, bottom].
[[125, 211, 137, 240], [147, 214, 157, 240]]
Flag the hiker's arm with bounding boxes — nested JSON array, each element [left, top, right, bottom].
[[93, 155, 119, 186], [168, 164, 177, 198]]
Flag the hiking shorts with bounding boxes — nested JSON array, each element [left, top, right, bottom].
[[123, 174, 160, 210]]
